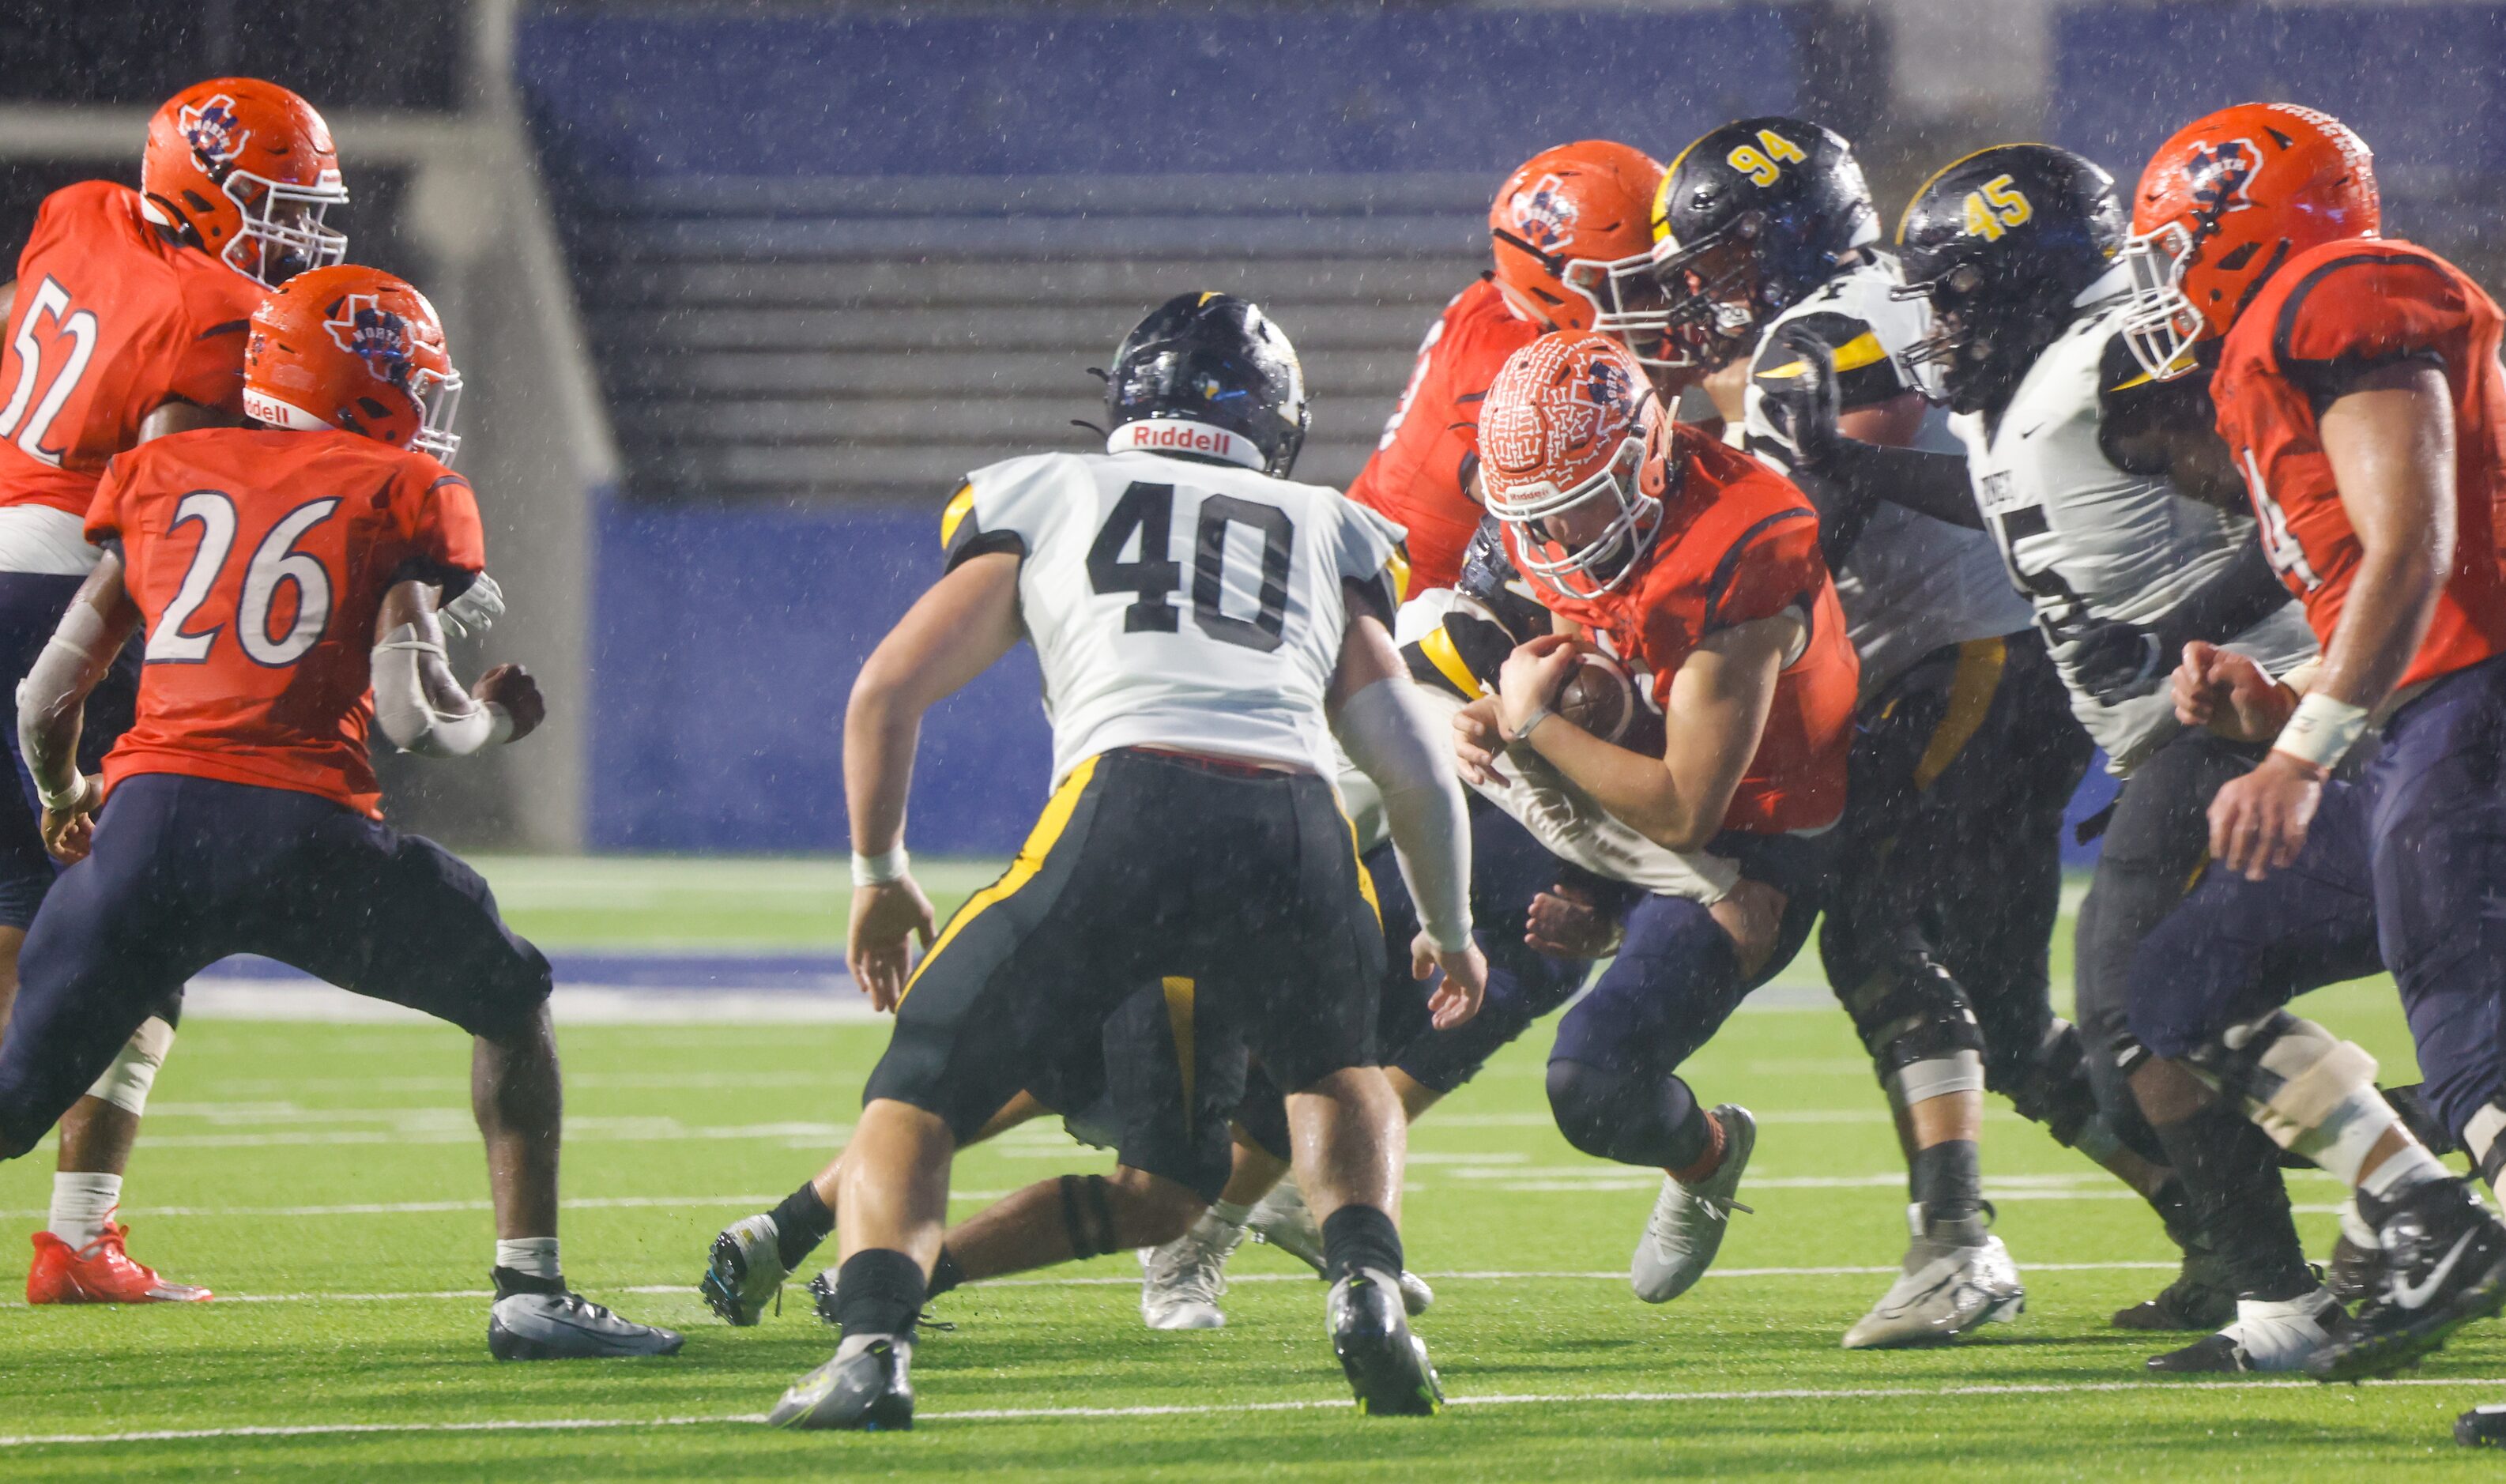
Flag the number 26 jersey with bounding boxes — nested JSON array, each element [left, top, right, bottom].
[[942, 447, 1405, 786], [88, 427, 485, 818]]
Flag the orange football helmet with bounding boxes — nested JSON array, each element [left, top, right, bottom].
[[2119, 102, 2379, 379], [1489, 141, 1665, 341], [243, 265, 462, 464], [1479, 331, 1671, 598], [141, 77, 349, 288]]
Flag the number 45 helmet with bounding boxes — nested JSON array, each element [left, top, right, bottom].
[[1894, 145, 2129, 414], [142, 77, 349, 288], [1611, 117, 1877, 370], [1103, 292, 1309, 478], [243, 264, 463, 465]]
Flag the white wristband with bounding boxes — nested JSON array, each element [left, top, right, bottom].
[[36, 773, 92, 815], [2274, 691, 2370, 771], [852, 846, 910, 887]]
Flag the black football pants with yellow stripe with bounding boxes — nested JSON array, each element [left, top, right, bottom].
[[862, 748, 1387, 1196], [1818, 631, 2116, 1151]]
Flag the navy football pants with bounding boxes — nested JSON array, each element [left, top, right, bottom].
[[0, 571, 139, 930], [0, 774, 551, 1154], [2127, 653, 2506, 1143]]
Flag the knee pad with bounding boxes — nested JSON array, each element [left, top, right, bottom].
[[2463, 1099, 2506, 1188], [1840, 955, 1986, 1107], [2191, 1011, 2380, 1153], [1057, 1173, 1121, 1260], [85, 1016, 173, 1117], [1545, 1058, 1623, 1159], [1544, 1057, 1701, 1166], [1985, 1019, 2104, 1150]]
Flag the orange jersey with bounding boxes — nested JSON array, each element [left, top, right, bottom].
[[88, 428, 485, 817], [1348, 276, 1540, 593], [0, 181, 262, 518], [1513, 436, 1857, 835], [2213, 239, 2506, 691]]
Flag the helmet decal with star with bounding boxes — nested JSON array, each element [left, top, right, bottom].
[[178, 95, 251, 168], [324, 296, 413, 385]]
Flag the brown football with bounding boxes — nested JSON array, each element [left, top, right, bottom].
[[1555, 651, 1634, 743]]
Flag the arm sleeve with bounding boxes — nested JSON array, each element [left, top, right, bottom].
[[1331, 676, 1472, 951], [371, 623, 505, 758]]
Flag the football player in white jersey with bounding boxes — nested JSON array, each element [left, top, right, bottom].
[[1603, 118, 2171, 1347], [1871, 145, 2353, 1373], [759, 294, 1486, 1429]]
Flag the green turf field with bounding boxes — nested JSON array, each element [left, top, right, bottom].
[[2, 857, 2500, 1478]]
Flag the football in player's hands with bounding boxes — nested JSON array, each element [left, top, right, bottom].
[[474, 664, 546, 741], [1554, 650, 1635, 743]]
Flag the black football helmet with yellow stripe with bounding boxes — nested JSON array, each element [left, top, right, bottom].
[[1894, 145, 2128, 415], [1630, 117, 1878, 369]]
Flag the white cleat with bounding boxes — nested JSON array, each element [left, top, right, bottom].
[[1842, 1205, 2026, 1349], [1248, 1177, 1434, 1315], [698, 1213, 789, 1327], [1631, 1103, 1755, 1304], [2147, 1288, 2350, 1373], [1140, 1209, 1245, 1330]]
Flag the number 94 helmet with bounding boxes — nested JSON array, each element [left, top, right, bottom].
[[243, 265, 463, 465], [1102, 292, 1308, 478], [1894, 145, 2129, 415], [1617, 117, 1876, 371]]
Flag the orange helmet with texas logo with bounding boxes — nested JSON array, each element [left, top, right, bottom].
[[2118, 103, 2379, 379], [1489, 141, 1665, 341], [243, 265, 463, 465], [1479, 331, 1673, 599], [142, 77, 349, 288]]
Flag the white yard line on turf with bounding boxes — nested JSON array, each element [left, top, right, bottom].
[[0, 1192, 1016, 1222], [4, 1373, 2502, 1448], [0, 1262, 2187, 1309]]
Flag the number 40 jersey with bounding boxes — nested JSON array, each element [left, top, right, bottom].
[[943, 446, 1405, 788]]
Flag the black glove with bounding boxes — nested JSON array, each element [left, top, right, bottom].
[[2043, 611, 2167, 705], [1749, 326, 1845, 474]]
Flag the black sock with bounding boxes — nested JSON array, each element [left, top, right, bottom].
[[1910, 1139, 1982, 1226], [831, 1248, 926, 1341], [492, 1266, 567, 1300], [770, 1181, 837, 1272], [926, 1245, 967, 1299], [1320, 1203, 1404, 1286], [2150, 1105, 2312, 1301]]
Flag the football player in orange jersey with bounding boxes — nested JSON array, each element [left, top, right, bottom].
[[0, 264, 675, 1359], [0, 77, 361, 1306], [1452, 330, 1867, 1303], [2116, 103, 2506, 1390]]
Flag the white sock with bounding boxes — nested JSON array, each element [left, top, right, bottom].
[[1208, 1200, 1253, 1229], [49, 1172, 120, 1247], [2361, 1143, 2449, 1201], [495, 1237, 562, 1280], [2293, 1088, 2403, 1186]]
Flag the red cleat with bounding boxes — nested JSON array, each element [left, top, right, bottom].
[[27, 1225, 213, 1304]]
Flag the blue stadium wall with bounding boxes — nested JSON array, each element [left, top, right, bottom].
[[534, 2, 2504, 854]]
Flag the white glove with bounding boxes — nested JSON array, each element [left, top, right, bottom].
[[441, 571, 505, 640]]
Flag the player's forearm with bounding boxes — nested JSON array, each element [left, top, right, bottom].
[[2317, 540, 2444, 711], [1522, 721, 1719, 853], [16, 564, 134, 805], [2316, 370, 2458, 713], [1333, 676, 1472, 950], [842, 683, 921, 857]]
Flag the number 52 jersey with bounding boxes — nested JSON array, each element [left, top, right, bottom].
[[942, 447, 1405, 786], [88, 427, 485, 818]]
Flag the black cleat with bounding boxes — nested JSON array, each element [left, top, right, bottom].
[[1328, 1271, 1442, 1417], [768, 1336, 914, 1430], [2459, 1403, 2506, 1447], [2309, 1178, 2506, 1382], [2112, 1254, 2239, 1331], [2323, 1225, 2387, 1309]]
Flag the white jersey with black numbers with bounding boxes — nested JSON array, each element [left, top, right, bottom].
[[943, 448, 1404, 786], [1743, 254, 2033, 701], [1950, 299, 2319, 776]]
